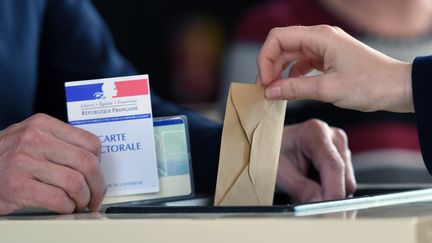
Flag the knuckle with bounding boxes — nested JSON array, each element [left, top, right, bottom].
[[332, 26, 344, 33], [27, 113, 51, 126], [304, 118, 328, 132], [3, 152, 30, 172], [65, 171, 86, 195], [86, 133, 101, 155], [79, 151, 99, 176], [334, 130, 349, 149], [333, 127, 348, 140], [7, 122, 20, 130], [314, 24, 337, 35], [333, 128, 348, 142], [17, 126, 42, 146], [49, 190, 73, 212], [313, 25, 348, 45], [327, 156, 346, 173], [268, 27, 282, 38], [8, 153, 27, 169]]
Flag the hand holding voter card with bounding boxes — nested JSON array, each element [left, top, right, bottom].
[[65, 75, 193, 206]]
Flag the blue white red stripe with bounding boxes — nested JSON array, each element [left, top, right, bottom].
[[65, 79, 149, 102]]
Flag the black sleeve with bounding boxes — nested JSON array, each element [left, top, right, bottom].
[[412, 56, 432, 174], [37, 0, 137, 120]]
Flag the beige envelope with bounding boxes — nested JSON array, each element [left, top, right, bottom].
[[214, 83, 287, 206]]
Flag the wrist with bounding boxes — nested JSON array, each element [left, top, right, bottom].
[[399, 62, 414, 112], [387, 62, 414, 112]]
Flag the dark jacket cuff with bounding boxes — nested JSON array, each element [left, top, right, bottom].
[[412, 56, 432, 174]]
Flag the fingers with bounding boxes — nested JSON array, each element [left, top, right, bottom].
[[276, 156, 323, 203], [289, 58, 324, 78], [257, 50, 304, 84], [278, 120, 356, 203], [27, 114, 105, 211], [314, 145, 346, 201], [39, 136, 106, 211], [256, 32, 300, 85], [0, 114, 106, 214], [257, 27, 298, 85], [0, 173, 76, 214], [1, 149, 96, 213], [257, 25, 411, 113], [27, 157, 91, 212], [257, 25, 330, 86], [22, 114, 101, 155], [260, 53, 329, 101], [264, 75, 326, 101], [299, 120, 346, 201], [20, 179, 77, 214], [331, 128, 357, 196]]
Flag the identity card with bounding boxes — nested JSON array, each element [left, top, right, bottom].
[[65, 75, 159, 198]]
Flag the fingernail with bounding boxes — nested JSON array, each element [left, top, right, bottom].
[[266, 86, 281, 98]]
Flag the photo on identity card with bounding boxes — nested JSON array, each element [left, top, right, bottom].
[[102, 115, 194, 206]]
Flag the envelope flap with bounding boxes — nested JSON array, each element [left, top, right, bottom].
[[214, 85, 252, 206], [216, 164, 260, 206], [230, 83, 272, 142], [249, 100, 287, 204]]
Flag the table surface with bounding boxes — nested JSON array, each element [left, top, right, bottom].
[[3, 194, 432, 243]]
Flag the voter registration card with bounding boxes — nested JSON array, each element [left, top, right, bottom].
[[103, 115, 194, 205], [65, 74, 159, 197]]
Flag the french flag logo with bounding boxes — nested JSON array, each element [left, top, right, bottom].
[[66, 79, 149, 102]]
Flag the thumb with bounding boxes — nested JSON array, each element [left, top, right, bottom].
[[264, 75, 325, 101]]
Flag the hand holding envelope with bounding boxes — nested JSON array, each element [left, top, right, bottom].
[[214, 83, 287, 206]]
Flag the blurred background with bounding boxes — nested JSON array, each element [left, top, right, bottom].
[[93, 1, 258, 108], [92, 0, 432, 185]]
